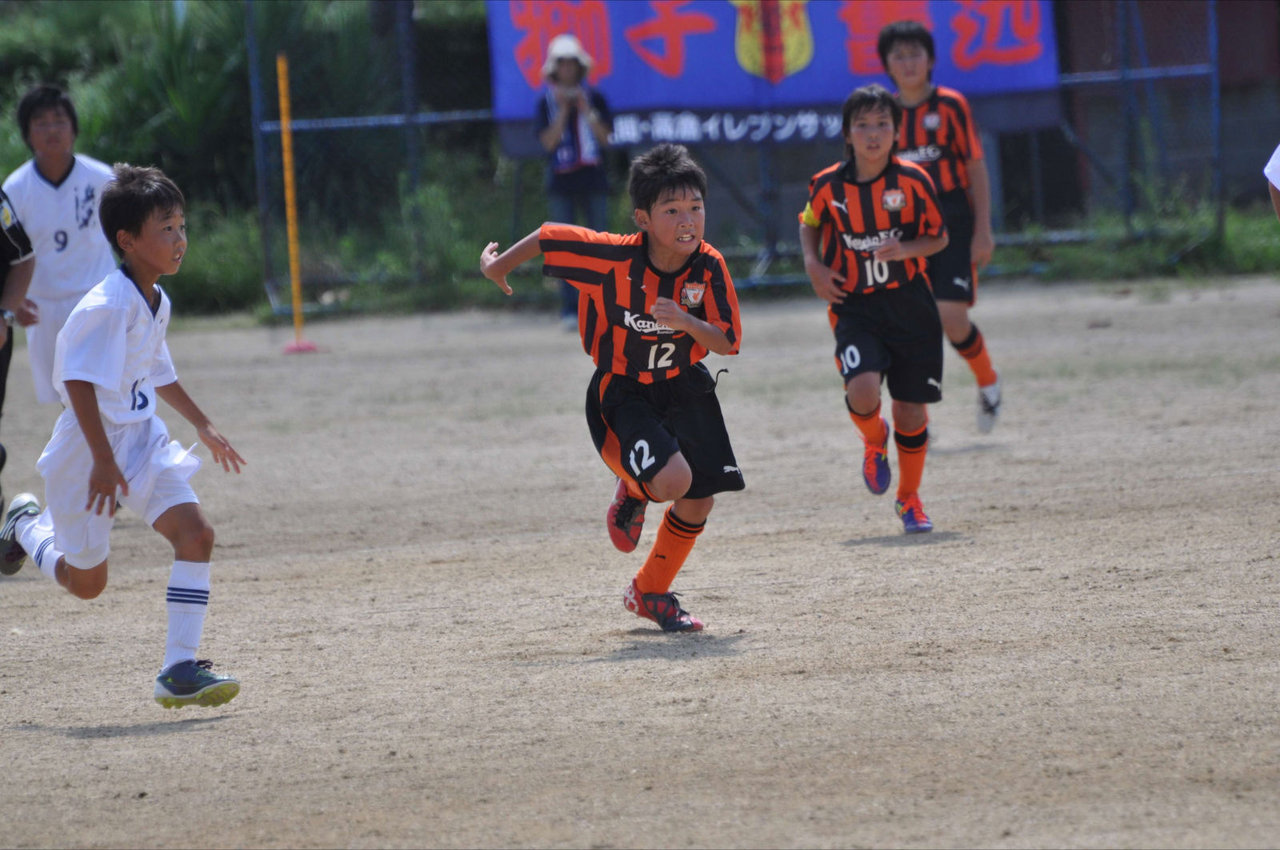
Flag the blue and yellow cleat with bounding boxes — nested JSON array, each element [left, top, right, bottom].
[[895, 493, 933, 534], [154, 659, 240, 709]]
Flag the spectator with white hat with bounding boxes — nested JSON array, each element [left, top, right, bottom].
[[535, 33, 614, 330]]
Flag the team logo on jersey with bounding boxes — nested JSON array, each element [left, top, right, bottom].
[[842, 227, 902, 252], [923, 112, 941, 130], [0, 197, 13, 229], [899, 144, 942, 163], [881, 189, 906, 212], [623, 310, 675, 335], [681, 280, 707, 308]]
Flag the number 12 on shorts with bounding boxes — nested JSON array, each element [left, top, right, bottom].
[[628, 438, 655, 478]]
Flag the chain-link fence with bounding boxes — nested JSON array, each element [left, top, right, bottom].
[[248, 0, 1238, 304]]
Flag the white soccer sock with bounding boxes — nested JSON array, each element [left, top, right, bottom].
[[17, 511, 64, 581], [164, 560, 212, 670]]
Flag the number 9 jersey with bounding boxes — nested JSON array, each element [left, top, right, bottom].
[[540, 222, 742, 383], [798, 156, 945, 307]]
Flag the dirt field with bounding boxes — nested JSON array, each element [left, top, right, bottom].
[[1, 275, 1279, 849]]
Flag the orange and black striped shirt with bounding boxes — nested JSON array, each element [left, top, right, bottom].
[[540, 223, 741, 384], [895, 85, 984, 195], [798, 157, 945, 302]]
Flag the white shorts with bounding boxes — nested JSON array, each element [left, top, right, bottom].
[[27, 295, 85, 405], [37, 409, 201, 568]]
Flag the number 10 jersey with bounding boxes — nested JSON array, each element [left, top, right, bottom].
[[799, 156, 945, 308]]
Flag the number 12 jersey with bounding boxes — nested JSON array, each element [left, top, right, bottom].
[[540, 223, 742, 384]]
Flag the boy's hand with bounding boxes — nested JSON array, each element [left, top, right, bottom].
[[198, 423, 246, 474], [873, 236, 907, 263], [86, 458, 128, 516], [651, 296, 691, 332], [804, 258, 847, 304], [16, 298, 38, 327], [480, 242, 514, 295], [971, 229, 995, 268]]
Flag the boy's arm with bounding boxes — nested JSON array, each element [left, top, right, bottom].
[[968, 158, 995, 267], [799, 221, 847, 304], [64, 379, 129, 516], [650, 297, 733, 355], [873, 232, 949, 263], [480, 229, 544, 295], [538, 92, 572, 152], [2, 256, 33, 313], [156, 381, 246, 474], [0, 256, 33, 347]]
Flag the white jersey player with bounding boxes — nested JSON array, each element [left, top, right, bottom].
[[0, 164, 246, 709], [2, 85, 117, 404], [1266, 142, 1280, 222]]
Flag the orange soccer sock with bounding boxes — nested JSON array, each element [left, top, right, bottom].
[[952, 323, 998, 387], [846, 398, 888, 445], [894, 420, 929, 500], [633, 507, 705, 595]]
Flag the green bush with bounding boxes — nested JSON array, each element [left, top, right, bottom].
[[170, 204, 268, 314]]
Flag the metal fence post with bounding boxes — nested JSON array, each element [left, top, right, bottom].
[[1208, 0, 1223, 240], [245, 0, 275, 291]]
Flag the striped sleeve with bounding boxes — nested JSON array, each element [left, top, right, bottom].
[[799, 163, 840, 226], [942, 86, 983, 163], [540, 223, 635, 289], [902, 162, 946, 239], [700, 247, 742, 355]]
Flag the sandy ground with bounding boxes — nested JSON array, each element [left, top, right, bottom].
[[1, 275, 1279, 849]]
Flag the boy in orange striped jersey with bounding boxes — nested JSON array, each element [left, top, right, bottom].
[[481, 143, 744, 631], [799, 84, 948, 533], [879, 20, 1003, 433]]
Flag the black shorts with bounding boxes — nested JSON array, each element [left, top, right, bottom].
[[586, 363, 745, 500], [929, 190, 977, 305], [830, 279, 943, 405]]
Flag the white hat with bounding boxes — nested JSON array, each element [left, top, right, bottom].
[[541, 33, 594, 78]]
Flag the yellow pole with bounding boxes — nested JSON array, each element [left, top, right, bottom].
[[276, 52, 316, 353]]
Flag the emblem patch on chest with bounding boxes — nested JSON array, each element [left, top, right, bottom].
[[923, 111, 941, 130], [881, 189, 906, 212], [681, 281, 707, 308]]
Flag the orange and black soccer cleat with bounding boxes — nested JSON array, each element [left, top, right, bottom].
[[607, 478, 647, 553], [622, 578, 703, 632]]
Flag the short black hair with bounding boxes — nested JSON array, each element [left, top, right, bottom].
[[628, 143, 708, 213], [99, 164, 185, 257], [877, 19, 935, 75], [841, 84, 902, 160], [17, 84, 78, 148]]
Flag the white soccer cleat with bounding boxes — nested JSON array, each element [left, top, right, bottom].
[[977, 376, 1002, 434], [0, 492, 39, 576]]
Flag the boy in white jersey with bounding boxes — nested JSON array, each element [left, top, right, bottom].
[[0, 164, 247, 708], [2, 84, 117, 404]]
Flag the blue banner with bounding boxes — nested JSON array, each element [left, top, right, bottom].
[[487, 0, 1060, 122]]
